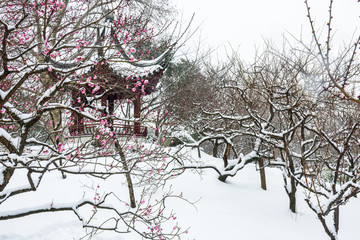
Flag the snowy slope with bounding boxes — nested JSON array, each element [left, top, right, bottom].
[[1, 157, 360, 240]]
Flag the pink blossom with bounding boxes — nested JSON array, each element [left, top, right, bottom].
[[130, 48, 136, 53], [0, 109, 5, 114], [92, 85, 100, 93], [44, 37, 48, 46]]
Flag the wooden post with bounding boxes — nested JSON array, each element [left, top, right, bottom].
[[133, 98, 141, 135]]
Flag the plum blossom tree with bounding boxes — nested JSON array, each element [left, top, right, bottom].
[[0, 0, 189, 238]]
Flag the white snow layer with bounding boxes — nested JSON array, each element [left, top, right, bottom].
[[0, 151, 360, 240]]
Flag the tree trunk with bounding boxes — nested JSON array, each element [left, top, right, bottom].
[[289, 177, 297, 213], [223, 143, 231, 168], [107, 97, 137, 208], [119, 146, 136, 208], [284, 148, 297, 213], [0, 167, 14, 192], [334, 206, 339, 234], [213, 139, 219, 157], [218, 174, 228, 182], [50, 110, 66, 179], [258, 158, 267, 191], [318, 213, 337, 240], [115, 142, 136, 208], [218, 144, 232, 182]]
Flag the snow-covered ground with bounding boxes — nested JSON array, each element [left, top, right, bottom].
[[171, 166, 360, 240], [1, 154, 360, 240]]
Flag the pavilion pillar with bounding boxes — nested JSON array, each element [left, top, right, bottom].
[[71, 91, 84, 134], [108, 98, 114, 116], [133, 97, 141, 135], [107, 96, 115, 127], [101, 95, 107, 116]]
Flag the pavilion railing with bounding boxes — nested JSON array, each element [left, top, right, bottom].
[[69, 123, 147, 137]]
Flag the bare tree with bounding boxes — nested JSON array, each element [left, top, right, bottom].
[[284, 1, 360, 239], [304, 0, 360, 105]]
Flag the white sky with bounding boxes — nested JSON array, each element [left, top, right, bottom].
[[175, 0, 360, 61]]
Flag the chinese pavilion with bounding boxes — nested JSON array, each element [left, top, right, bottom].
[[62, 17, 171, 137]]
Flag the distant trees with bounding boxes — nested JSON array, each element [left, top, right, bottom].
[[175, 44, 359, 238], [176, 49, 313, 213]]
